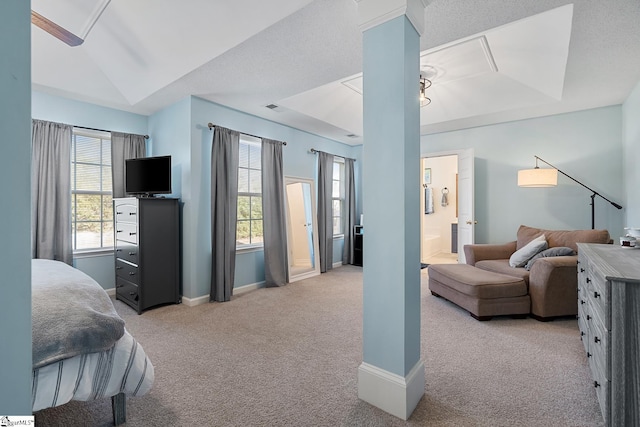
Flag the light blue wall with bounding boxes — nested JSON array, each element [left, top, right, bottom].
[[361, 15, 421, 377], [31, 90, 149, 290], [0, 0, 32, 414], [622, 81, 640, 225], [32, 91, 148, 136], [422, 106, 624, 243], [150, 96, 360, 299]]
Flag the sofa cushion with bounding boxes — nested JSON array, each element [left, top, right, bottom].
[[516, 225, 611, 252], [509, 234, 548, 267], [475, 259, 530, 285], [524, 246, 576, 270], [428, 264, 527, 299]]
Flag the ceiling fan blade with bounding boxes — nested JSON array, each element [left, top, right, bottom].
[[31, 10, 84, 47]]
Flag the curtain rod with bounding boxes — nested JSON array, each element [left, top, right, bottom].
[[74, 125, 149, 139], [310, 148, 356, 162], [207, 123, 287, 145]]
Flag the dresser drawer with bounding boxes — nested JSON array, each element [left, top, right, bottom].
[[589, 315, 610, 379], [115, 241, 138, 265], [587, 269, 609, 329], [115, 222, 138, 245], [116, 277, 139, 305], [114, 201, 138, 224], [115, 259, 139, 284]]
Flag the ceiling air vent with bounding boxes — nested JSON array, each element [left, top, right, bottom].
[[265, 103, 282, 111], [346, 134, 358, 138]]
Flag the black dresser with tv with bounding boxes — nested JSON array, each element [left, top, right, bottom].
[[114, 197, 180, 314]]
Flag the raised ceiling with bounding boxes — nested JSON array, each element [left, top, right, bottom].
[[31, 0, 640, 145]]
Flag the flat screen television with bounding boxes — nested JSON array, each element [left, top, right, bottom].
[[125, 155, 172, 196]]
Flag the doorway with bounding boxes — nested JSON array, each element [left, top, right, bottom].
[[284, 177, 320, 282], [420, 148, 475, 264]]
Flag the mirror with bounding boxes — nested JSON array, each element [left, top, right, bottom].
[[285, 177, 320, 282]]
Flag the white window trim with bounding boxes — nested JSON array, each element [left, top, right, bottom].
[[236, 134, 264, 249], [332, 157, 345, 237], [71, 128, 114, 254]]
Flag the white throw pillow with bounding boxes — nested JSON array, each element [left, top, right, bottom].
[[509, 234, 548, 268]]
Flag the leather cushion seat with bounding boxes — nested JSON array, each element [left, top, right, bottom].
[[428, 264, 527, 299]]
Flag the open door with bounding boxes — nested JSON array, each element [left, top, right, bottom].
[[456, 148, 475, 263], [285, 177, 320, 282]]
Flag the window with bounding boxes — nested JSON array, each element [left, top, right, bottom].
[[332, 159, 345, 236], [71, 129, 113, 251], [236, 135, 263, 247]]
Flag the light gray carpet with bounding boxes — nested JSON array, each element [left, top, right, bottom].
[[35, 266, 604, 426]]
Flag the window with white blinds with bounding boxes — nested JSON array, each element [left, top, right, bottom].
[[71, 129, 113, 251], [236, 135, 263, 247], [332, 159, 345, 236]]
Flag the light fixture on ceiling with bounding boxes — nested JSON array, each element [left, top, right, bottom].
[[517, 155, 622, 229], [419, 74, 432, 107]]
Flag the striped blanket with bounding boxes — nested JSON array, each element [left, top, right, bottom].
[[31, 259, 154, 412], [32, 329, 154, 411]]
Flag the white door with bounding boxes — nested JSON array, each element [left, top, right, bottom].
[[457, 148, 475, 263]]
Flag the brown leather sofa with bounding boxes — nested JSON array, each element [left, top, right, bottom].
[[463, 225, 611, 320]]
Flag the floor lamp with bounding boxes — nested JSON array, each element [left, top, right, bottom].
[[518, 155, 622, 229]]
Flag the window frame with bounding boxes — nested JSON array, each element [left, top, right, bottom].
[[236, 134, 264, 251], [71, 128, 114, 254], [332, 157, 345, 238]]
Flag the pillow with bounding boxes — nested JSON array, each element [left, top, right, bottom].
[[524, 246, 576, 270], [509, 234, 548, 268]]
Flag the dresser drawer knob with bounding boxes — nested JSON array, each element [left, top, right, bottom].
[[580, 331, 585, 337], [586, 277, 591, 283], [580, 299, 585, 305], [586, 315, 591, 321], [580, 267, 585, 273], [129, 232, 137, 236], [129, 291, 136, 296], [594, 291, 600, 299], [116, 230, 123, 233], [116, 266, 122, 270], [594, 336, 600, 343], [128, 252, 136, 256], [116, 211, 123, 215], [594, 381, 600, 388], [587, 352, 592, 358], [129, 212, 137, 215], [128, 271, 136, 276]]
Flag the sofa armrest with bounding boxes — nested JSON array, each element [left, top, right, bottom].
[[463, 241, 517, 266], [528, 255, 579, 318]]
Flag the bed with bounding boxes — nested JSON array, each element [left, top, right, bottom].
[[31, 259, 154, 425]]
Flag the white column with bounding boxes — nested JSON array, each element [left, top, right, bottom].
[[356, 0, 427, 420]]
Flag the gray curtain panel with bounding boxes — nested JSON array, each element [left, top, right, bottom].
[[261, 138, 288, 287], [111, 132, 146, 198], [31, 119, 73, 265], [210, 126, 240, 302], [342, 158, 356, 265], [317, 151, 334, 273]]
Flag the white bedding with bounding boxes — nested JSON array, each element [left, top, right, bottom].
[[32, 328, 154, 412], [31, 259, 154, 413]]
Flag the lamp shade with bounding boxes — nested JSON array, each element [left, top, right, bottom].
[[518, 168, 558, 187]]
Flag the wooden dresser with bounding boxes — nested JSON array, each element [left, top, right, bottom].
[[114, 197, 180, 314], [577, 243, 640, 426]]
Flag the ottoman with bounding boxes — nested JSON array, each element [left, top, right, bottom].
[[428, 264, 530, 321]]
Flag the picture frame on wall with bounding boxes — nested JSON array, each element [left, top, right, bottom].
[[424, 167, 431, 185]]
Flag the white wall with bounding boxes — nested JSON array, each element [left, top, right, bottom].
[[421, 155, 457, 259], [622, 81, 640, 227], [421, 106, 624, 244]]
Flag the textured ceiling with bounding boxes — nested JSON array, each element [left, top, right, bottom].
[[31, 0, 640, 145]]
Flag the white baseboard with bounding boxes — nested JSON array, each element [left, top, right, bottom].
[[357, 360, 425, 420], [181, 294, 209, 307], [181, 281, 266, 307], [105, 288, 115, 296], [333, 261, 343, 269], [234, 281, 265, 295]]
